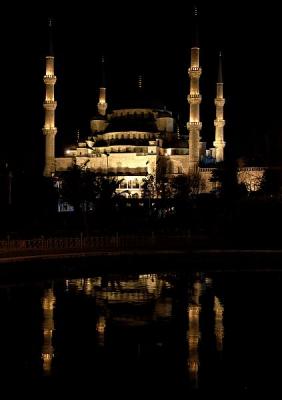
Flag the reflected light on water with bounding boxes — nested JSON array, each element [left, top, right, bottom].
[[0, 266, 234, 394], [41, 287, 55, 375], [2, 268, 279, 393], [214, 296, 224, 352], [187, 275, 225, 389], [96, 315, 106, 346], [187, 280, 202, 389]]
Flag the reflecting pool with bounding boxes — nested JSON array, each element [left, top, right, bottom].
[[1, 268, 281, 396]]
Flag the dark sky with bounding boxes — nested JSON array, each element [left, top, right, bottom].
[[1, 0, 282, 173]]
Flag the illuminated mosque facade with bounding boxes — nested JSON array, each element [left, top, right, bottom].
[[42, 16, 264, 196]]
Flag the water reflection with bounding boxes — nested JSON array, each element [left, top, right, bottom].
[[187, 279, 202, 388], [1, 270, 227, 391], [214, 296, 224, 352], [41, 287, 55, 375], [96, 315, 106, 346], [5, 267, 282, 396]]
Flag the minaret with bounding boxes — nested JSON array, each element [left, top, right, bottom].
[[97, 56, 107, 116], [43, 19, 57, 177], [187, 7, 202, 174], [213, 52, 226, 162]]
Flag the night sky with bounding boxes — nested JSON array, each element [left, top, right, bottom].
[[1, 0, 282, 174]]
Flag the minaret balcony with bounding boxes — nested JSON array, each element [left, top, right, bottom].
[[187, 121, 202, 130], [42, 127, 57, 136], [188, 67, 202, 78], [214, 98, 225, 107], [188, 94, 202, 104], [98, 102, 108, 116], [214, 120, 225, 128], [44, 100, 57, 110], [213, 140, 226, 148], [44, 75, 57, 85]]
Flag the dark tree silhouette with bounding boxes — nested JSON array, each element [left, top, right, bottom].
[[259, 168, 282, 196]]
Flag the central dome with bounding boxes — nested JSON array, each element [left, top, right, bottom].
[[105, 108, 158, 133]]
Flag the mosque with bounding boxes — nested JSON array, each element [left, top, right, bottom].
[[42, 15, 264, 197]]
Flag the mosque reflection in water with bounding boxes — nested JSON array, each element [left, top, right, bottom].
[[38, 272, 224, 387]]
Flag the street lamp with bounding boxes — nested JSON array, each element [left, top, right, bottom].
[[4, 163, 12, 206], [105, 152, 109, 174], [147, 182, 152, 214], [8, 170, 13, 206]]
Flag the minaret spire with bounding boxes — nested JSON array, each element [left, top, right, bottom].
[[43, 18, 57, 177], [187, 7, 202, 174], [138, 74, 144, 91], [213, 51, 226, 163], [48, 18, 54, 56], [192, 5, 199, 48], [97, 55, 108, 116], [101, 55, 106, 87], [218, 51, 223, 83]]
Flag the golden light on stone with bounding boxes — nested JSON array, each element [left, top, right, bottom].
[[43, 20, 264, 192], [43, 52, 57, 177]]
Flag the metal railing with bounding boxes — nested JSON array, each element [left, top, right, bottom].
[[0, 234, 193, 252]]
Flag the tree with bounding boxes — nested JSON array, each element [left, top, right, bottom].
[[210, 160, 241, 199], [259, 168, 282, 196], [59, 162, 121, 214], [141, 174, 156, 213], [142, 174, 156, 199], [59, 163, 91, 214], [188, 172, 206, 196], [156, 176, 173, 200], [171, 172, 205, 199], [237, 168, 263, 193]]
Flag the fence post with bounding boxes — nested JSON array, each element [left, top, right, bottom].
[[116, 232, 119, 248], [80, 232, 83, 249]]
